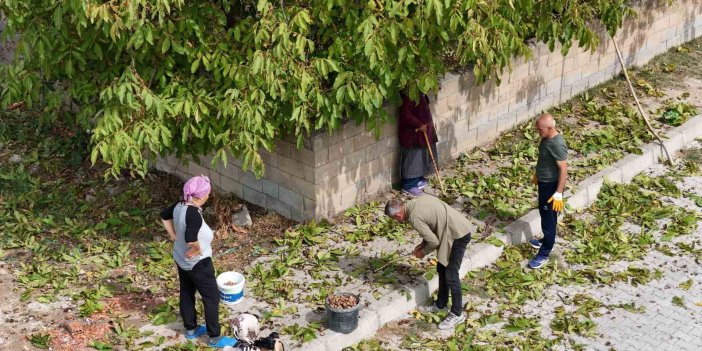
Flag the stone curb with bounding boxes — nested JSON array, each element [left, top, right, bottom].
[[305, 114, 702, 351], [503, 114, 702, 244]]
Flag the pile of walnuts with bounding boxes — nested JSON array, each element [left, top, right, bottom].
[[328, 294, 358, 309]]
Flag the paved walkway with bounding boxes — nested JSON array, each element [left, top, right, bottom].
[[589, 266, 702, 351], [357, 160, 702, 351], [514, 167, 702, 351], [527, 247, 702, 351], [520, 169, 702, 351]]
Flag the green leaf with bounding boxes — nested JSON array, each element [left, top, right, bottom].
[[28, 333, 51, 349], [161, 38, 170, 53], [672, 296, 685, 308], [0, 0, 636, 179], [190, 58, 201, 73], [486, 236, 505, 247]]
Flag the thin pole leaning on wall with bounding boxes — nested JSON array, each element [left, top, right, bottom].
[[611, 36, 675, 166], [422, 130, 447, 196]]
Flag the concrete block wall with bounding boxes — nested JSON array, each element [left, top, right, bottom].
[[156, 139, 317, 222], [158, 0, 702, 221], [311, 110, 400, 218], [430, 0, 702, 164]]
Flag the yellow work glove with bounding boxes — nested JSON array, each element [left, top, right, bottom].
[[547, 192, 564, 212]]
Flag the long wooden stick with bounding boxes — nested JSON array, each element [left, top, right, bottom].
[[611, 36, 674, 166], [422, 130, 446, 195]]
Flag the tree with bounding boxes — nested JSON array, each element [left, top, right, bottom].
[[0, 0, 634, 177]]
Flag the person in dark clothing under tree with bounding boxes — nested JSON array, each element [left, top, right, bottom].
[[160, 175, 237, 348], [398, 92, 439, 196]]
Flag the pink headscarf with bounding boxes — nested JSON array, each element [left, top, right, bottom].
[[183, 175, 211, 202]]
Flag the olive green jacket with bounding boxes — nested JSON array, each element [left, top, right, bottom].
[[405, 195, 475, 266]]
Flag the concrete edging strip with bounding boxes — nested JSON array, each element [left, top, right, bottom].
[[300, 114, 702, 351]]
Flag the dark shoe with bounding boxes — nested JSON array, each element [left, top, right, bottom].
[[528, 255, 549, 269], [529, 239, 542, 249], [417, 178, 430, 189]]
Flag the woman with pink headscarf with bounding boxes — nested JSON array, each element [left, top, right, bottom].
[[160, 175, 237, 348]]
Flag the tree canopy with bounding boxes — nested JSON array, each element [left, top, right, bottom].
[[0, 0, 634, 176]]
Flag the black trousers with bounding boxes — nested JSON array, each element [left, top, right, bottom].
[[435, 234, 471, 316], [537, 181, 559, 257], [177, 257, 220, 337]]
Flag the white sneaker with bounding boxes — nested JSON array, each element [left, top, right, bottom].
[[438, 312, 465, 330], [417, 303, 446, 314]]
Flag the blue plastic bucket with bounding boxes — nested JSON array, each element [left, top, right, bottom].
[[216, 271, 245, 305]]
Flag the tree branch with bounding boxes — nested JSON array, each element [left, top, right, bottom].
[[610, 35, 674, 166]]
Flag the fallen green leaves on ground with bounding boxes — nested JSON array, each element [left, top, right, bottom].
[[672, 296, 686, 308], [283, 322, 321, 343], [562, 174, 699, 265], [246, 200, 417, 306], [441, 37, 702, 224], [658, 98, 698, 126], [89, 341, 115, 351], [679, 279, 693, 291], [351, 139, 702, 350], [0, 115, 180, 291], [28, 333, 51, 349], [0, 110, 266, 349], [550, 305, 598, 338], [443, 89, 655, 222]]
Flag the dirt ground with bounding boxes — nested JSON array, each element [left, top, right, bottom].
[[0, 163, 293, 350], [0, 264, 36, 350]]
